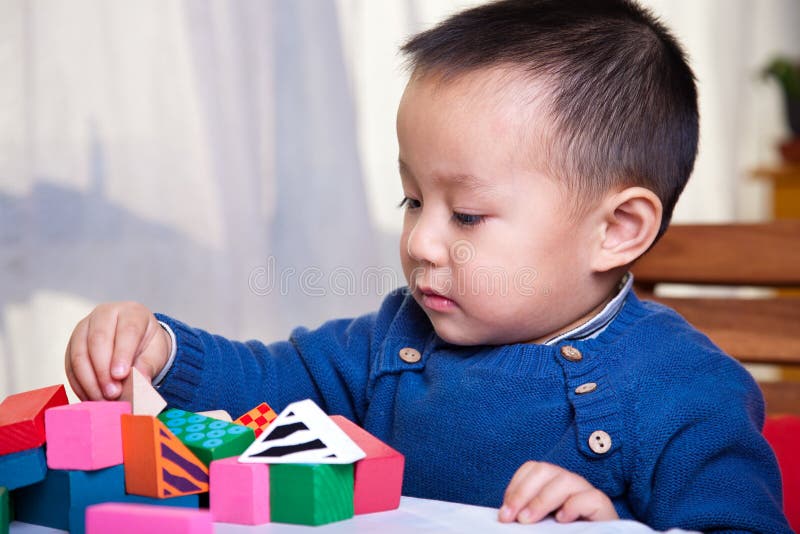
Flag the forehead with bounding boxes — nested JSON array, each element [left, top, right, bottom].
[[397, 66, 557, 189]]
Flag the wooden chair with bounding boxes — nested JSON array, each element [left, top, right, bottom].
[[631, 220, 800, 415]]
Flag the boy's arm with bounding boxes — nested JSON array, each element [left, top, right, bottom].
[[153, 310, 378, 422], [628, 361, 791, 533]]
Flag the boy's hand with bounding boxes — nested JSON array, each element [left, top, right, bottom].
[[64, 302, 171, 401], [499, 461, 618, 524]]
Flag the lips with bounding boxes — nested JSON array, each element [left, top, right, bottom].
[[415, 284, 457, 312]]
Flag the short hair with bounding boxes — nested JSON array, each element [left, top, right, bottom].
[[401, 0, 699, 239]]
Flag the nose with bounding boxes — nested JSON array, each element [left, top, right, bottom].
[[405, 212, 449, 267]]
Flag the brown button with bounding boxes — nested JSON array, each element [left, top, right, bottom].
[[588, 430, 612, 454], [575, 382, 597, 395], [399, 347, 421, 363], [560, 345, 582, 362]]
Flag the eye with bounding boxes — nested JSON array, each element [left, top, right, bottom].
[[398, 196, 421, 210], [453, 212, 485, 227]]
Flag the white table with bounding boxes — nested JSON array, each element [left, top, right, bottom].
[[10, 496, 695, 533]]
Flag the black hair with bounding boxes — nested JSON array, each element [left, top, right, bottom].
[[401, 0, 699, 239]]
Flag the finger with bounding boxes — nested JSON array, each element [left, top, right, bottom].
[[556, 489, 618, 522], [67, 319, 105, 400], [86, 306, 122, 399], [518, 471, 592, 524], [111, 304, 152, 381], [65, 335, 89, 401], [500, 462, 559, 523]]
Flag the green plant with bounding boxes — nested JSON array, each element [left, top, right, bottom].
[[763, 57, 800, 99]]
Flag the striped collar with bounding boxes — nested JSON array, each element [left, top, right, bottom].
[[543, 272, 633, 345]]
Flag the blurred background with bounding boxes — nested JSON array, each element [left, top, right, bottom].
[[1, 0, 799, 399]]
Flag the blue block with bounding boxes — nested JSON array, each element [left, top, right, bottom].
[[12, 463, 200, 534], [12, 469, 70, 529], [0, 447, 47, 490]]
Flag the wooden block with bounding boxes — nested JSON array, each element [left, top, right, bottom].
[[196, 410, 232, 422], [11, 469, 70, 529], [209, 457, 269, 525], [0, 384, 68, 455], [1, 487, 8, 534], [86, 503, 212, 534], [13, 465, 124, 530], [269, 463, 354, 526], [122, 367, 167, 416], [330, 415, 404, 515], [121, 414, 209, 498], [45, 401, 131, 470], [66, 465, 200, 534], [239, 399, 364, 464], [158, 409, 254, 466], [0, 446, 47, 491], [234, 402, 277, 438]]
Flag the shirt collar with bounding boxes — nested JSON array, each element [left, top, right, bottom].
[[543, 272, 633, 346]]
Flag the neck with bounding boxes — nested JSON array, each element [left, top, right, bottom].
[[528, 277, 624, 345]]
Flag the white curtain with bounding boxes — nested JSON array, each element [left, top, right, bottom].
[[2, 0, 798, 399]]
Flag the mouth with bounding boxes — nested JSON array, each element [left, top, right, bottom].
[[415, 285, 458, 312]]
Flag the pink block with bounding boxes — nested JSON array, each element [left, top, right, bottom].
[[210, 457, 270, 525], [45, 401, 131, 470], [330, 415, 405, 515], [86, 503, 212, 534]]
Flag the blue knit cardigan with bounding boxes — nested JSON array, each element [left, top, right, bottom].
[[156, 288, 791, 533]]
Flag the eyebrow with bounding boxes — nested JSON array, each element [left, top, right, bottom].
[[398, 159, 499, 194]]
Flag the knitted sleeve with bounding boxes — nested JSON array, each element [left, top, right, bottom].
[[151, 310, 380, 423], [627, 357, 791, 533]]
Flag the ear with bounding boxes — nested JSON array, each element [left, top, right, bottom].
[[590, 187, 663, 273]]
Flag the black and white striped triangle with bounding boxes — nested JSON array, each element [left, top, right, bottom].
[[238, 399, 366, 464]]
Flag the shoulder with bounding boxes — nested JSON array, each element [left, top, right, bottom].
[[598, 291, 765, 427]]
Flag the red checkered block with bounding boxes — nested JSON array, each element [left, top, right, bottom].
[[234, 403, 277, 438]]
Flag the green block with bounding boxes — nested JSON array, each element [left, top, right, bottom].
[[270, 464, 354, 526], [158, 409, 254, 466], [1, 487, 9, 534]]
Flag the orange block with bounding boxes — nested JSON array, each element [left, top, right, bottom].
[[234, 403, 277, 438], [121, 414, 209, 498], [0, 385, 68, 456]]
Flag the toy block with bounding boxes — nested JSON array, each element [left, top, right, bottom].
[[13, 465, 121, 530], [330, 415, 404, 515], [0, 446, 47, 490], [0, 384, 68, 455], [45, 401, 131, 470], [13, 461, 200, 534], [67, 466, 199, 534], [209, 457, 269, 525], [158, 409, 254, 466], [234, 402, 277, 437], [122, 367, 167, 416], [1, 487, 8, 534], [239, 399, 365, 464], [196, 410, 232, 422], [70, 497, 201, 534], [86, 503, 212, 534], [121, 414, 208, 498], [269, 463, 354, 526]]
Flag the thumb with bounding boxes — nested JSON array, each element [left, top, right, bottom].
[[135, 324, 172, 381]]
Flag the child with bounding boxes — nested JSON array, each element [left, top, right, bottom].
[[64, 0, 791, 531]]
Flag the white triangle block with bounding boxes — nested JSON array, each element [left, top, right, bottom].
[[238, 399, 365, 464], [122, 366, 167, 416], [196, 410, 232, 422]]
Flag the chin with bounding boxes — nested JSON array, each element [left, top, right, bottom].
[[429, 320, 486, 346]]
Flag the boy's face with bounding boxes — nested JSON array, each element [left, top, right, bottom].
[[397, 68, 602, 345]]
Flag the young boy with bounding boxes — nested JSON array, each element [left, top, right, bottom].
[[64, 0, 791, 531]]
